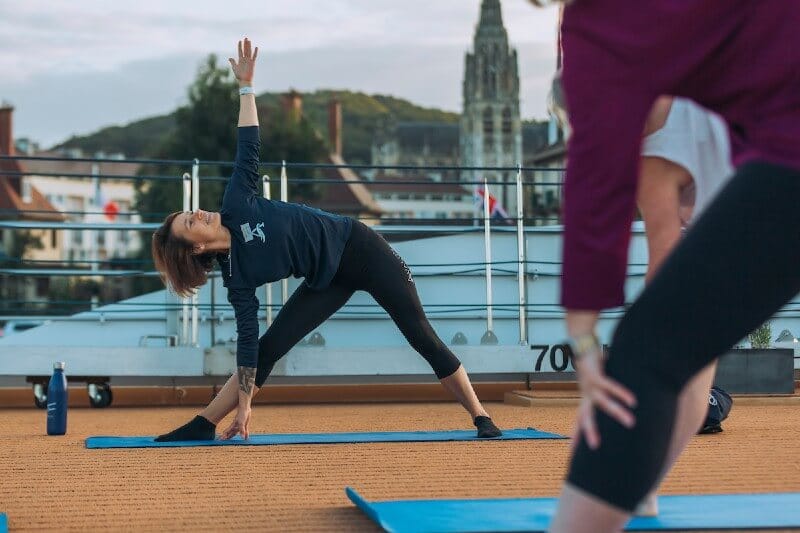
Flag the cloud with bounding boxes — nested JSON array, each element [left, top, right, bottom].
[[0, 0, 558, 80], [0, 1, 558, 147], [1, 41, 556, 148]]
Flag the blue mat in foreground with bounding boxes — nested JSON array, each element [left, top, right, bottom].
[[0, 513, 7, 533], [85, 427, 563, 449], [347, 488, 800, 532]]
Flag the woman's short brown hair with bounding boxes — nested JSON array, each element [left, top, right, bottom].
[[151, 211, 216, 297]]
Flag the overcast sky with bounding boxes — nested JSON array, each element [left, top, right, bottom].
[[0, 1, 560, 148]]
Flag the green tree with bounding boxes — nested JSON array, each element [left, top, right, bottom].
[[261, 105, 328, 200], [0, 230, 44, 313], [136, 54, 329, 220], [136, 54, 239, 220]]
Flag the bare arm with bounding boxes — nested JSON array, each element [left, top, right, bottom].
[[637, 157, 691, 282], [229, 38, 259, 128], [236, 365, 256, 413], [642, 96, 673, 137], [229, 38, 258, 412]]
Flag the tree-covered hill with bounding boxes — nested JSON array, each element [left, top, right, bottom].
[[55, 90, 460, 164]]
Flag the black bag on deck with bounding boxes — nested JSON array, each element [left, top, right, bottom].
[[699, 386, 733, 434]]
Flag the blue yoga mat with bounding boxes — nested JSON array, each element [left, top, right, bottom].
[[347, 488, 800, 532], [0, 513, 6, 533], [85, 427, 564, 449]]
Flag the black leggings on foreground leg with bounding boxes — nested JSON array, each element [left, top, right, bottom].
[[567, 162, 800, 511], [255, 221, 461, 387]]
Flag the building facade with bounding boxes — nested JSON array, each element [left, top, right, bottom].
[[23, 157, 143, 264], [0, 104, 64, 307], [370, 0, 549, 220], [364, 173, 473, 224], [460, 0, 523, 213]]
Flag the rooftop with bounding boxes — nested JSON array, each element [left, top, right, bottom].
[[1, 392, 798, 531]]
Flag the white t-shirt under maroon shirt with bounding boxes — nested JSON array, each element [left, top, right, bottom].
[[641, 98, 733, 226]]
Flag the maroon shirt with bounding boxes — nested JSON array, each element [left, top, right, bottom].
[[560, 0, 800, 310]]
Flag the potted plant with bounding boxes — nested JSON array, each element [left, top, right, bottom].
[[715, 320, 795, 394], [748, 321, 772, 349]]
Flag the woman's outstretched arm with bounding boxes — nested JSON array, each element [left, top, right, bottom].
[[220, 38, 260, 441], [224, 38, 261, 200], [229, 38, 259, 127]]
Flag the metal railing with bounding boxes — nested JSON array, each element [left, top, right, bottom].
[[0, 153, 570, 346]]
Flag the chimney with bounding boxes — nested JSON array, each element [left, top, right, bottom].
[[281, 89, 303, 123], [0, 102, 22, 198], [328, 98, 342, 157], [0, 102, 14, 156]]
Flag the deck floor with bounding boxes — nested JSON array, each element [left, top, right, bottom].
[[0, 401, 799, 531]]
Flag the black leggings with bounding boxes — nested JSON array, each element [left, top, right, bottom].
[[254, 221, 462, 387], [568, 161, 800, 511]]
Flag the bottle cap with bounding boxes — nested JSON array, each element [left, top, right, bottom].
[[53, 361, 65, 370]]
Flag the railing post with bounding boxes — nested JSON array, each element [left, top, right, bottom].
[[191, 159, 200, 347], [90, 163, 99, 274], [210, 270, 216, 346], [280, 161, 289, 305], [181, 171, 191, 346], [262, 174, 273, 327], [516, 164, 528, 345], [481, 177, 497, 345]]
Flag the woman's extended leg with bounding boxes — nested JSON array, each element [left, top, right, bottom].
[[552, 162, 800, 531], [156, 281, 354, 441], [254, 281, 355, 387], [340, 222, 501, 436], [635, 360, 717, 515]]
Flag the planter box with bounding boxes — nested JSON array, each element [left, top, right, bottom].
[[714, 348, 795, 394]]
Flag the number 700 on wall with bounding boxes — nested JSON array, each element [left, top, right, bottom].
[[530, 344, 610, 372]]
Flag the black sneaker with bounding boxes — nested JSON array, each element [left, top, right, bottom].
[[474, 416, 503, 438]]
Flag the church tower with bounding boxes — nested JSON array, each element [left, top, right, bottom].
[[460, 0, 522, 213]]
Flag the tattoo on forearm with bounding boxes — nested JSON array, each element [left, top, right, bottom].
[[237, 366, 256, 395]]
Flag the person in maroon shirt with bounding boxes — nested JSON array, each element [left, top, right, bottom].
[[529, 1, 800, 531]]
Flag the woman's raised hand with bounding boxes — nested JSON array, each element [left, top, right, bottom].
[[229, 37, 258, 85]]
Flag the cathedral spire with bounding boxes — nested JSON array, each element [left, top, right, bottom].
[[477, 0, 504, 34], [461, 0, 522, 213], [476, 0, 507, 40]]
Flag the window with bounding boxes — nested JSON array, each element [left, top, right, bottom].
[[35, 278, 49, 297], [482, 108, 494, 136], [502, 107, 512, 134], [66, 195, 84, 221], [51, 230, 57, 249]]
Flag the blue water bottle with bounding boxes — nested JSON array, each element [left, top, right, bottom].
[[46, 361, 68, 435]]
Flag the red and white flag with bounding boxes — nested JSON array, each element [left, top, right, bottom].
[[474, 184, 509, 220]]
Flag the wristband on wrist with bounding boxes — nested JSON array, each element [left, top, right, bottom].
[[566, 332, 603, 361], [239, 86, 255, 96]]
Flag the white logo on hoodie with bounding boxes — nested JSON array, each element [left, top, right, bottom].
[[241, 222, 266, 243]]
